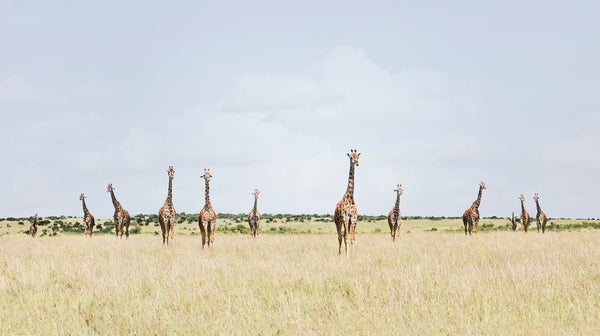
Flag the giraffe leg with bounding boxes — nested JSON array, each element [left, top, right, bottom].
[[170, 219, 175, 245], [210, 221, 215, 249], [125, 220, 129, 239], [468, 218, 473, 235], [350, 215, 357, 254], [343, 214, 350, 256], [208, 222, 213, 248], [474, 217, 479, 234], [199, 219, 206, 249]]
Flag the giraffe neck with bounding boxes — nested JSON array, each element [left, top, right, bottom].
[[472, 185, 483, 209], [204, 179, 211, 209], [512, 212, 514, 221], [33, 215, 37, 225], [252, 196, 258, 214], [110, 190, 121, 210], [82, 198, 89, 215], [165, 176, 173, 206], [535, 198, 542, 214], [393, 191, 400, 212], [344, 159, 355, 201], [520, 199, 526, 214]]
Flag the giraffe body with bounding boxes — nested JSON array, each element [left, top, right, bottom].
[[30, 214, 38, 238], [334, 150, 360, 255], [462, 182, 486, 235], [387, 184, 403, 241], [158, 166, 176, 245], [198, 169, 216, 249], [519, 194, 530, 233], [248, 189, 261, 237], [510, 212, 517, 231], [79, 194, 95, 237], [534, 193, 548, 233], [107, 184, 130, 239]]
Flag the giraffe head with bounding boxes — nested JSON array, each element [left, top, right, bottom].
[[202, 169, 212, 181], [394, 184, 403, 195], [533, 193, 540, 202], [34, 213, 38, 218], [519, 194, 525, 202], [479, 181, 486, 189], [252, 189, 260, 199], [167, 166, 175, 179], [79, 193, 86, 201], [346, 149, 361, 166], [107, 184, 115, 193]]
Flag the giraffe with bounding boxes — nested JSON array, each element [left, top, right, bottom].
[[29, 213, 38, 238], [462, 181, 486, 235], [198, 169, 216, 249], [107, 184, 130, 239], [519, 194, 530, 233], [158, 166, 176, 245], [533, 193, 548, 233], [334, 149, 360, 255], [248, 189, 260, 238], [387, 184, 403, 242], [510, 211, 517, 231], [79, 193, 95, 237]]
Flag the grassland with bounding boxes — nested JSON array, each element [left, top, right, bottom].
[[1, 216, 600, 335], [2, 214, 599, 237]]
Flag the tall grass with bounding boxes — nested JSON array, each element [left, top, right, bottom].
[[1, 232, 599, 335]]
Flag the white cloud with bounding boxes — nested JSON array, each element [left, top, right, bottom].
[[0, 75, 43, 102]]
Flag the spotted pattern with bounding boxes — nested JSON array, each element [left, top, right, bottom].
[[248, 189, 261, 238], [79, 193, 95, 237], [462, 182, 486, 235], [387, 184, 403, 241], [159, 166, 176, 245], [199, 169, 216, 249], [107, 184, 130, 239], [334, 150, 360, 255]]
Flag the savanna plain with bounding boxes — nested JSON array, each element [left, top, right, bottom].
[[1, 216, 599, 335]]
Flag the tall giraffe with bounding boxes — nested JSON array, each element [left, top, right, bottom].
[[29, 213, 38, 238], [334, 149, 360, 255], [107, 184, 130, 239], [533, 193, 548, 233], [248, 189, 260, 238], [158, 166, 176, 245], [519, 194, 530, 233], [462, 181, 486, 235], [510, 212, 517, 231], [79, 193, 95, 237], [387, 184, 403, 242], [198, 169, 216, 249]]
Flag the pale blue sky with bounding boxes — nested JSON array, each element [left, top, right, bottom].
[[1, 1, 599, 218]]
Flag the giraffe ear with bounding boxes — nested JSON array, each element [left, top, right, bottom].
[[357, 152, 361, 157], [347, 153, 351, 158]]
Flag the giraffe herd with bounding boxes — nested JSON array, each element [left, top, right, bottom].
[[27, 149, 551, 254]]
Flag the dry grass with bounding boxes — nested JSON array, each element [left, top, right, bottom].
[[1, 231, 599, 335]]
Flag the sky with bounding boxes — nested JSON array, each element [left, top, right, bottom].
[[1, 0, 599, 218]]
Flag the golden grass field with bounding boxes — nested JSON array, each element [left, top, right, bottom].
[[1, 217, 600, 335]]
